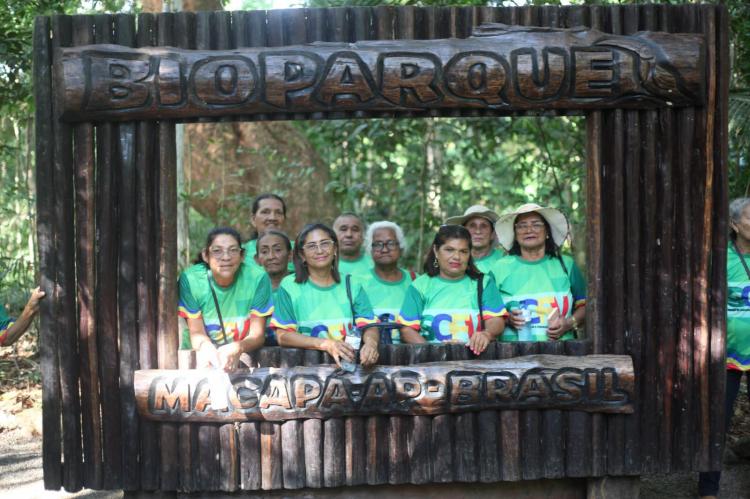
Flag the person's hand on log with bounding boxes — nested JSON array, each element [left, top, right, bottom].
[[467, 329, 492, 355], [217, 342, 243, 371], [359, 328, 380, 367], [196, 341, 221, 369], [0, 286, 46, 347], [321, 338, 355, 368], [25, 287, 46, 314]]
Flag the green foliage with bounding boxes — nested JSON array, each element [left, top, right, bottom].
[[0, 1, 79, 115], [300, 116, 586, 269], [727, 0, 750, 199], [0, 115, 36, 315]]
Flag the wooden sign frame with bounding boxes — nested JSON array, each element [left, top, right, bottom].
[[33, 4, 729, 494]]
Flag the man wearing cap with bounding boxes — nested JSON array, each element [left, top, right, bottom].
[[445, 205, 504, 275]]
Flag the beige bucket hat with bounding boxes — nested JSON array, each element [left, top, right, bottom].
[[495, 203, 569, 251], [444, 205, 500, 226]]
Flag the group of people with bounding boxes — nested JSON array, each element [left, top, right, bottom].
[[177, 193, 587, 370]]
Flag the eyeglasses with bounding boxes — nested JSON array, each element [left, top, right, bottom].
[[371, 240, 399, 252], [209, 246, 242, 258], [514, 222, 545, 232], [302, 240, 334, 253]]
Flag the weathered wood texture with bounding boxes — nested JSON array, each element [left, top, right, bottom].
[[584, 3, 728, 475], [35, 4, 728, 493], [134, 354, 635, 422], [55, 26, 705, 122]]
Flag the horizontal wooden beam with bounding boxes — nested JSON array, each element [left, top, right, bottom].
[[134, 354, 634, 423], [55, 24, 704, 122]]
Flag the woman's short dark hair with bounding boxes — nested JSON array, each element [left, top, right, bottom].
[[508, 214, 560, 258], [195, 226, 244, 265], [250, 193, 287, 240], [256, 230, 292, 253], [423, 225, 482, 279], [293, 223, 341, 284]]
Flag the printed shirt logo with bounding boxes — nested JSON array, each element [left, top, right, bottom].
[[422, 308, 481, 343], [205, 315, 251, 344], [505, 291, 573, 325], [298, 318, 352, 340]]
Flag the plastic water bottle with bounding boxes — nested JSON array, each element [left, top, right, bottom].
[[341, 327, 361, 372], [518, 307, 533, 341]]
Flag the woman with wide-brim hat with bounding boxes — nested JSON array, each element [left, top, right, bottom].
[[489, 203, 586, 342]]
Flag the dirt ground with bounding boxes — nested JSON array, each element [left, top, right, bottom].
[[3, 339, 750, 498]]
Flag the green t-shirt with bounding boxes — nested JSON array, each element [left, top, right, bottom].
[[489, 254, 586, 342], [727, 244, 750, 371], [178, 262, 273, 348], [242, 238, 295, 272], [474, 247, 505, 275], [360, 268, 416, 344], [338, 252, 374, 277], [0, 305, 14, 347], [270, 275, 377, 340], [396, 274, 506, 343]]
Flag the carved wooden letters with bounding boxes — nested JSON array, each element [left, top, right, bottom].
[[134, 354, 635, 423], [55, 24, 704, 122]]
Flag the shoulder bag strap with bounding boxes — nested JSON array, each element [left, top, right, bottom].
[[345, 274, 357, 328], [477, 274, 485, 332], [557, 254, 575, 301], [207, 272, 229, 346], [733, 241, 750, 280]]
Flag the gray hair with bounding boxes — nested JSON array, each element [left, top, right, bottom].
[[730, 198, 750, 239], [365, 221, 407, 255], [730, 198, 750, 224]]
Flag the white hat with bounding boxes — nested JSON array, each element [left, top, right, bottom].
[[444, 205, 500, 226], [495, 203, 569, 251]]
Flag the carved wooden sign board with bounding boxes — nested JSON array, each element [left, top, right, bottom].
[[134, 354, 635, 423], [55, 24, 705, 122]]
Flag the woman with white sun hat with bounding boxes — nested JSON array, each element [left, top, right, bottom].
[[488, 203, 586, 342]]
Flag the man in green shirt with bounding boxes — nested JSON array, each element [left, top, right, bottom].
[[242, 193, 294, 272], [360, 221, 416, 344], [334, 212, 374, 276], [445, 205, 504, 275]]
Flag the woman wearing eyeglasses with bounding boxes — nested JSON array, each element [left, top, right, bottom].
[[178, 227, 273, 370], [397, 225, 506, 355], [360, 221, 416, 344], [270, 223, 380, 368], [489, 203, 586, 342]]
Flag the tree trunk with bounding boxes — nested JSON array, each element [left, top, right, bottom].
[[142, 0, 334, 242]]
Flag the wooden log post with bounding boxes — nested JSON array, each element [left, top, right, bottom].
[[51, 14, 83, 492], [34, 15, 62, 491]]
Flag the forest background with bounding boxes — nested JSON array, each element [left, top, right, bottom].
[[0, 0, 748, 350]]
